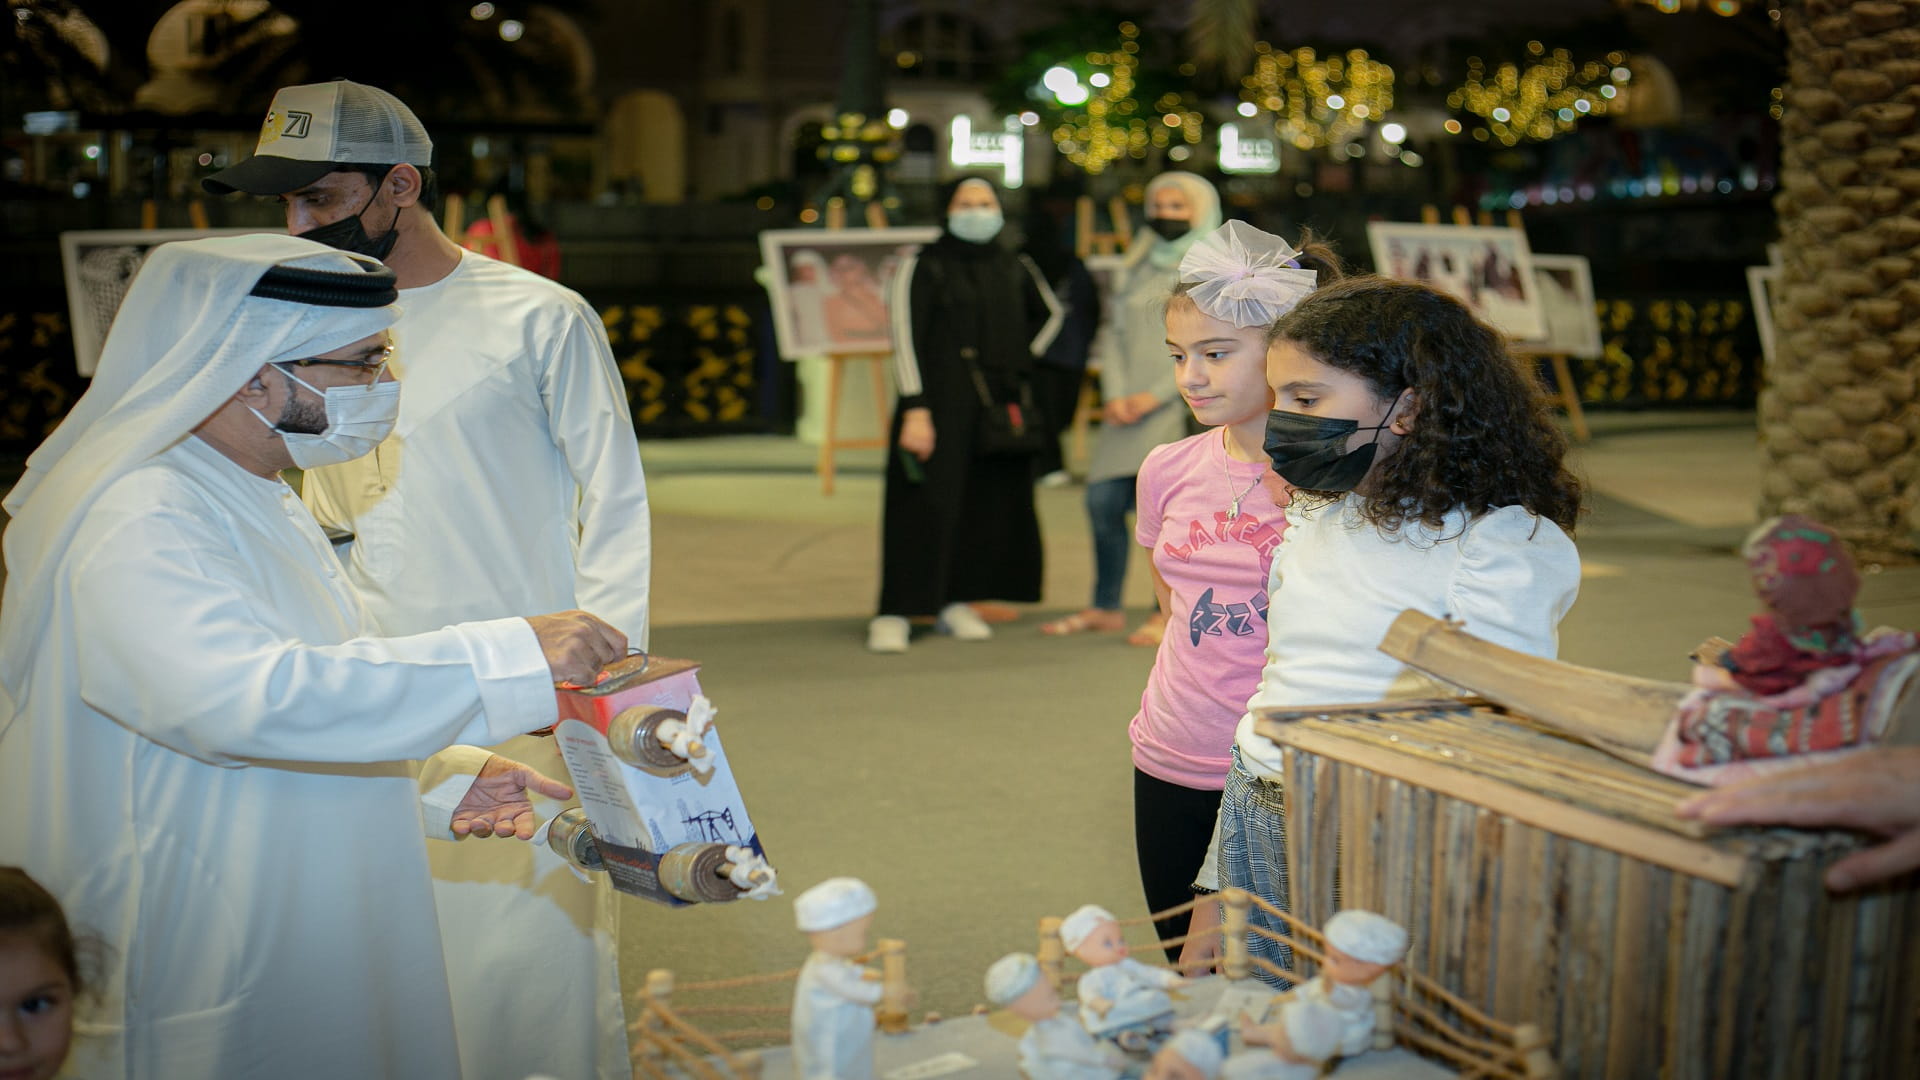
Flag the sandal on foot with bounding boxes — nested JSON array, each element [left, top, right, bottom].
[[1125, 613, 1167, 647], [969, 602, 1020, 624], [1040, 609, 1127, 636]]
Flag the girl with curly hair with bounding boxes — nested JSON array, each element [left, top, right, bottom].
[[1180, 275, 1585, 980]]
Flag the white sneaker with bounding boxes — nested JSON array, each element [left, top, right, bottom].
[[1038, 469, 1073, 488], [936, 602, 993, 641], [867, 616, 911, 653]]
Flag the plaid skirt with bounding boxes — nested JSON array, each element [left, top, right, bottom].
[[1220, 745, 1294, 984]]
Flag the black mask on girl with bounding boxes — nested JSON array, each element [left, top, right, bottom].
[[1262, 399, 1401, 492], [1147, 217, 1191, 242], [299, 167, 402, 261]]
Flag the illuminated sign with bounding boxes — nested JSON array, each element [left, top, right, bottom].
[[949, 115, 1025, 189], [1219, 123, 1280, 175]]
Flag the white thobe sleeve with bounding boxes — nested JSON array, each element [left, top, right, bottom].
[[416, 744, 496, 840], [540, 303, 652, 648], [70, 504, 556, 767]]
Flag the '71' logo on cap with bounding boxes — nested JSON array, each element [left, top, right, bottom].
[[261, 109, 313, 142]]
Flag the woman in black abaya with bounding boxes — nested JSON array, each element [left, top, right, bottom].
[[868, 177, 1062, 653]]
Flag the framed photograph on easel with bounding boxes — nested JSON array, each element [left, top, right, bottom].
[[1529, 254, 1602, 360], [1747, 264, 1781, 372], [1366, 221, 1548, 341], [757, 227, 940, 361], [59, 227, 267, 376]]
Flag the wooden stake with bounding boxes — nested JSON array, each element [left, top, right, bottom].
[[1222, 888, 1251, 980], [1371, 973, 1395, 1051], [877, 938, 910, 1034], [1038, 917, 1065, 992]]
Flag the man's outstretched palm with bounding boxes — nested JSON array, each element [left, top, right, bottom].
[[451, 754, 574, 840]]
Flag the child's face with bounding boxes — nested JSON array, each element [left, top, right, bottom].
[[1322, 944, 1392, 987], [1266, 338, 1408, 457], [1167, 301, 1272, 429], [1071, 919, 1128, 967], [0, 936, 74, 1080]]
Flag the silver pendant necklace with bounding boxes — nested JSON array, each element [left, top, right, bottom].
[[1222, 428, 1266, 521]]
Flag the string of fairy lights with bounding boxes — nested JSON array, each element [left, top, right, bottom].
[[1020, 20, 1718, 175], [1446, 43, 1631, 146], [1240, 44, 1395, 152], [1043, 21, 1205, 175]]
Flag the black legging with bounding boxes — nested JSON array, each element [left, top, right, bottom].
[[1133, 768, 1225, 963]]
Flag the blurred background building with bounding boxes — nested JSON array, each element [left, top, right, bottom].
[[0, 1, 1793, 452]]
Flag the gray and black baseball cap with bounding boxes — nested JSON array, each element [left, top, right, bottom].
[[203, 79, 433, 196]]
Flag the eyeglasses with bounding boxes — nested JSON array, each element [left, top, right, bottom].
[[280, 345, 394, 385]]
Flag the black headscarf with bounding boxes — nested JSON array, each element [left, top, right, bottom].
[[931, 175, 1005, 259]]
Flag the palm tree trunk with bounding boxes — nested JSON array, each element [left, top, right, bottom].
[[1764, 0, 1920, 560]]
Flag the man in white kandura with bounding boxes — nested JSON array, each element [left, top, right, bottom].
[[204, 80, 652, 1080], [0, 234, 627, 1079]]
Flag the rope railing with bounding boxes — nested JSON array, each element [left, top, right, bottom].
[[616, 888, 1554, 1080], [1395, 969, 1520, 1040]]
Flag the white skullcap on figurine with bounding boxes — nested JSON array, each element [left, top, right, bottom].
[[1323, 910, 1408, 966], [794, 877, 877, 932], [1060, 904, 1119, 951], [1164, 1027, 1226, 1072], [985, 952, 1042, 1006], [1278, 999, 1344, 1062]]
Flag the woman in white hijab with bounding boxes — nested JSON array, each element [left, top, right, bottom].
[[1043, 171, 1222, 645]]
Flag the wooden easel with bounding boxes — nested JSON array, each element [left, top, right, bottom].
[[442, 193, 522, 266], [1073, 194, 1133, 257], [813, 198, 894, 495], [1420, 205, 1590, 444]]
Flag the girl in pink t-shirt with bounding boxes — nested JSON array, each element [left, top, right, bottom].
[[1130, 222, 1342, 960]]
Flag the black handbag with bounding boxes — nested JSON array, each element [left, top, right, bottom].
[[969, 363, 1046, 457]]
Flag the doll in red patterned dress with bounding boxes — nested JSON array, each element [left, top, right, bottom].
[[1692, 515, 1861, 697]]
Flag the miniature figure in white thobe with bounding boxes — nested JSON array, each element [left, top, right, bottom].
[[0, 235, 627, 1080], [1296, 910, 1409, 1058], [985, 952, 1127, 1080], [205, 79, 652, 1080], [1064, 904, 1188, 1052], [791, 877, 886, 1080], [1145, 1025, 1228, 1080], [1224, 998, 1343, 1079]]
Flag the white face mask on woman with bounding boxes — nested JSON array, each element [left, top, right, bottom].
[[948, 207, 1004, 244], [249, 364, 400, 469]]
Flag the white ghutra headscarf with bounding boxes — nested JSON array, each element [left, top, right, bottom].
[[1177, 219, 1320, 329], [0, 234, 398, 718]]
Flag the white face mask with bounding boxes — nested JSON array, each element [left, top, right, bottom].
[[948, 206, 1004, 244], [250, 365, 400, 469]]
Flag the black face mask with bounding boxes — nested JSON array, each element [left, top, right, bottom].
[[1262, 401, 1399, 492], [1148, 217, 1191, 242], [299, 168, 402, 261]]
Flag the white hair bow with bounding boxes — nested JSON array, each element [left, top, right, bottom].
[[1177, 219, 1319, 329]]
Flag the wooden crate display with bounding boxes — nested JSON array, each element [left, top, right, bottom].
[[1262, 705, 1920, 1080]]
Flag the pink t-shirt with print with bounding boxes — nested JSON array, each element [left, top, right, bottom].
[[1130, 430, 1287, 790]]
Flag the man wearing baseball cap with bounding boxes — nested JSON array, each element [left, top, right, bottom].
[[205, 80, 652, 1080]]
